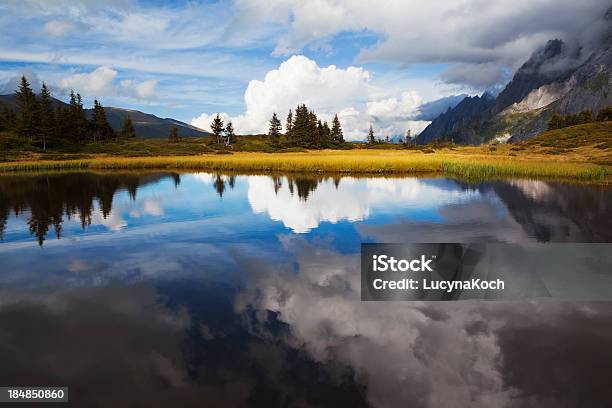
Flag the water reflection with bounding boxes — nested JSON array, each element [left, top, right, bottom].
[[0, 172, 180, 245], [493, 180, 611, 241], [0, 172, 611, 407], [237, 237, 612, 408], [248, 176, 484, 233], [0, 284, 366, 407], [1, 172, 610, 244]]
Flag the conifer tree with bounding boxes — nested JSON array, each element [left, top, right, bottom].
[[547, 113, 564, 130], [224, 121, 235, 146], [120, 115, 136, 138], [38, 82, 55, 150], [15, 76, 38, 142], [76, 93, 89, 140], [285, 109, 293, 142], [67, 91, 88, 142], [307, 110, 318, 147], [322, 121, 331, 147], [314, 119, 332, 148], [316, 120, 325, 149], [54, 104, 70, 142], [268, 112, 282, 145], [331, 114, 344, 144], [292, 104, 310, 147], [91, 100, 114, 142], [367, 125, 376, 144], [91, 99, 103, 143], [210, 114, 224, 145], [66, 91, 78, 139], [0, 106, 16, 131], [169, 125, 179, 142]]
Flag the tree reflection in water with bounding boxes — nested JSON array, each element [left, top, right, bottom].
[[1, 173, 610, 245], [0, 172, 180, 245]]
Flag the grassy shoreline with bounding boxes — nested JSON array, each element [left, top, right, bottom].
[[0, 150, 608, 182], [1, 122, 610, 182]]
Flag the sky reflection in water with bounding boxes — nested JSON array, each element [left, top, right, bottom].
[[0, 172, 611, 407]]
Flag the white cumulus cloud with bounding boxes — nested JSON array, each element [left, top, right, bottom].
[[120, 78, 158, 100], [191, 55, 430, 140], [59, 66, 118, 96], [59, 66, 158, 100]]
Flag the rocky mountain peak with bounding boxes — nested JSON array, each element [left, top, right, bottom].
[[493, 39, 579, 113]]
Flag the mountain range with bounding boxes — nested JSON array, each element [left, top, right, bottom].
[[419, 7, 612, 144], [0, 94, 210, 139]]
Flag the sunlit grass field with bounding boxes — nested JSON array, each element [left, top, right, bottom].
[[0, 149, 608, 182]]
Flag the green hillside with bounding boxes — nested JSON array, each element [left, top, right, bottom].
[[525, 121, 612, 149]]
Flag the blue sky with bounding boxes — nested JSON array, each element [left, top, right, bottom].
[[0, 0, 608, 138]]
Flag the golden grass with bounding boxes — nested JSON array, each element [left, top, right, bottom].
[[0, 149, 608, 182]]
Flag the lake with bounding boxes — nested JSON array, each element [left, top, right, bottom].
[[0, 172, 611, 407]]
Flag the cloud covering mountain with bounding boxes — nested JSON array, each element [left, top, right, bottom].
[[236, 0, 611, 88]]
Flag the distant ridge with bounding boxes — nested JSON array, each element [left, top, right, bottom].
[[102, 106, 211, 138], [0, 94, 211, 139]]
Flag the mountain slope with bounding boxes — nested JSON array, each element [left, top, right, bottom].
[[418, 6, 612, 145], [418, 39, 587, 144], [550, 41, 612, 116], [0, 94, 210, 139], [418, 93, 495, 144], [102, 107, 210, 138], [492, 39, 579, 114], [0, 93, 66, 110], [503, 30, 611, 142]]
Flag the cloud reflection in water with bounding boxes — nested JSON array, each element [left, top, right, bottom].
[[0, 172, 611, 407]]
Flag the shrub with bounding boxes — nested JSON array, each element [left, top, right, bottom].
[[596, 106, 612, 122]]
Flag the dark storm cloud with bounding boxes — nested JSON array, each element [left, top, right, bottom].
[[356, 1, 611, 89], [440, 63, 511, 90], [364, 1, 610, 64]]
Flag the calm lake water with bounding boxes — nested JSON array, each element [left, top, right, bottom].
[[0, 172, 611, 407]]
